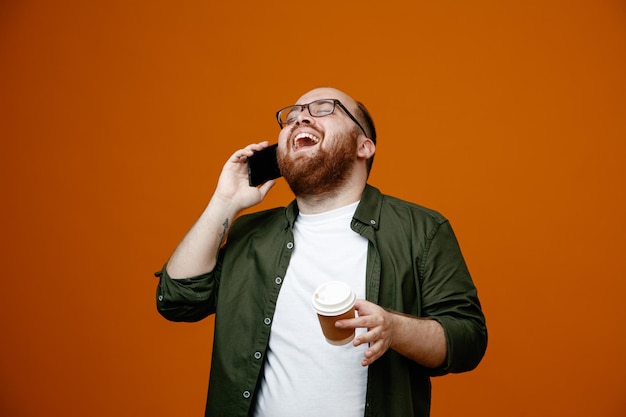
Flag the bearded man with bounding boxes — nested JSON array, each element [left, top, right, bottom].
[[156, 87, 487, 417]]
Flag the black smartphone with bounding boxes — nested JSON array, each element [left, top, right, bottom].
[[247, 144, 282, 186]]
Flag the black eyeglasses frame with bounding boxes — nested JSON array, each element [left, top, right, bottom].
[[276, 99, 368, 138]]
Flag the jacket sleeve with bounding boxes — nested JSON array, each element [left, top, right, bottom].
[[155, 263, 219, 322], [420, 220, 488, 375]]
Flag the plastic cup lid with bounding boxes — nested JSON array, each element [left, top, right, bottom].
[[312, 281, 356, 315]]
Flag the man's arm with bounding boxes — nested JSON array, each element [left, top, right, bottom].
[[336, 220, 486, 371], [166, 141, 275, 279], [385, 311, 446, 368], [338, 301, 447, 368]]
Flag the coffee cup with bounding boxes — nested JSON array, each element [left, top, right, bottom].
[[312, 281, 356, 345]]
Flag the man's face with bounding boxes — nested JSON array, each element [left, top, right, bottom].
[[276, 88, 362, 196]]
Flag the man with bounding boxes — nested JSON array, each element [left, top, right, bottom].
[[156, 87, 487, 417]]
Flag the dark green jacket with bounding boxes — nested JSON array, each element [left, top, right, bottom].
[[156, 184, 487, 417]]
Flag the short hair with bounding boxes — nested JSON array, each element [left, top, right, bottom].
[[356, 101, 376, 144], [355, 101, 376, 173]]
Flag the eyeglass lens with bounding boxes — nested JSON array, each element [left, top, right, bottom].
[[281, 100, 336, 125]]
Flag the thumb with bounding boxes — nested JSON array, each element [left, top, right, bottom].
[[257, 179, 276, 197]]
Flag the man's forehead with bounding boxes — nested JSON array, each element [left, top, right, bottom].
[[296, 88, 355, 106]]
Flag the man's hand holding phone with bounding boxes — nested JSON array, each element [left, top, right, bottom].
[[214, 142, 278, 213]]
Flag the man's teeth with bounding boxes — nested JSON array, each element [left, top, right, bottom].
[[294, 132, 320, 149]]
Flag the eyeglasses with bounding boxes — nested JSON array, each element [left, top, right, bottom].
[[276, 99, 368, 138]]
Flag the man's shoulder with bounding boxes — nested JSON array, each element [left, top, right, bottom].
[[234, 206, 288, 227], [381, 193, 446, 223], [364, 184, 447, 224], [225, 207, 290, 246]]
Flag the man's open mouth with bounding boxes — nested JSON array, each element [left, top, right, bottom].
[[293, 132, 320, 151]]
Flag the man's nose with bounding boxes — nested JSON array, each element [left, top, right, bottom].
[[296, 106, 313, 125]]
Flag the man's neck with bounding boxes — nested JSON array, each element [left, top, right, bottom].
[[296, 181, 366, 215]]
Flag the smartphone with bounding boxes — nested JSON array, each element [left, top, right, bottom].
[[247, 144, 282, 186]]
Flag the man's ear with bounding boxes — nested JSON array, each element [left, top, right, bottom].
[[357, 137, 376, 160]]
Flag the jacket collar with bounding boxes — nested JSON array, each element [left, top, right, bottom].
[[284, 184, 383, 230], [353, 184, 382, 230]]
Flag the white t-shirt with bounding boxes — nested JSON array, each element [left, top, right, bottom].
[[253, 201, 368, 417]]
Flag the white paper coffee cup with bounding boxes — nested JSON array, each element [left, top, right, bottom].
[[312, 281, 356, 345]]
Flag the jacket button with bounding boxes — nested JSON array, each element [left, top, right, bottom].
[[264, 317, 271, 325], [275, 277, 282, 285], [287, 242, 294, 249], [254, 351, 262, 360], [243, 390, 251, 399]]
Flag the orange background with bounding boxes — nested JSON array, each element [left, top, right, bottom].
[[1, 1, 625, 416]]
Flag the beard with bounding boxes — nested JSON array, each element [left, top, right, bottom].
[[278, 127, 359, 198]]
